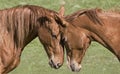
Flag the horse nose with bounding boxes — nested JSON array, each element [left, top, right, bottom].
[[70, 63, 82, 72], [49, 59, 62, 69]]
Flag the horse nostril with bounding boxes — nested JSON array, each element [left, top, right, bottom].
[[49, 59, 62, 69], [50, 59, 54, 64], [57, 63, 61, 67], [53, 62, 61, 69], [49, 59, 54, 68], [70, 64, 75, 71], [70, 63, 81, 72]]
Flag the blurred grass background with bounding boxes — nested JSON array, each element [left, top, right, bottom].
[[0, 0, 119, 74]]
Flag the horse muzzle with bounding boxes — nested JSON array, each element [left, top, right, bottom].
[[49, 58, 62, 69], [67, 59, 82, 72], [70, 63, 82, 72]]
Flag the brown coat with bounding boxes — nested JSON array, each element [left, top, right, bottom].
[[61, 8, 120, 72]]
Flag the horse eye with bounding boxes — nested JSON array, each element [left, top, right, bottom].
[[52, 34, 57, 39]]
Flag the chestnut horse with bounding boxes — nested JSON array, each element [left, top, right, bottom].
[[60, 7, 120, 72], [0, 5, 67, 74]]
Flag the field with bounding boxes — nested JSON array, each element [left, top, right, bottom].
[[0, 0, 119, 74]]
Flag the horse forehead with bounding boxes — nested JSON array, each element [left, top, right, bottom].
[[67, 31, 86, 48], [71, 31, 86, 41], [80, 32, 87, 39]]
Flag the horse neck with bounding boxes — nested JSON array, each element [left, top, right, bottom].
[[12, 28, 37, 50], [72, 14, 120, 57], [22, 29, 37, 48]]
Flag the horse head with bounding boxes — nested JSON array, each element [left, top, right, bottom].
[[60, 21, 91, 72], [37, 6, 68, 69]]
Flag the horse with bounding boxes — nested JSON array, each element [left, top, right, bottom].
[[0, 5, 67, 74], [59, 7, 120, 72]]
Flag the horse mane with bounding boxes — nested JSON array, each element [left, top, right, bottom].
[[0, 5, 58, 48], [65, 8, 104, 25]]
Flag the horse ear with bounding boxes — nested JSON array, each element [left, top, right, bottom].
[[54, 14, 68, 28], [52, 5, 68, 27], [59, 5, 65, 17]]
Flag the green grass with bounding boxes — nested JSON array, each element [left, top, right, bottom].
[[0, 0, 119, 74]]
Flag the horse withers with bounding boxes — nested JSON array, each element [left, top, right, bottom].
[[0, 5, 67, 74], [60, 6, 120, 72]]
